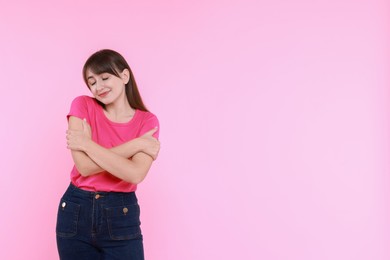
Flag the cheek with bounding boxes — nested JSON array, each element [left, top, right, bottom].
[[89, 86, 97, 94]]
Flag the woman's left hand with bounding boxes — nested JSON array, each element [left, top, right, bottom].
[[66, 118, 92, 152]]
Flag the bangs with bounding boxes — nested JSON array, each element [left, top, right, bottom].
[[85, 58, 120, 78]]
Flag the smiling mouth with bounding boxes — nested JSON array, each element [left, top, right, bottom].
[[98, 91, 110, 97]]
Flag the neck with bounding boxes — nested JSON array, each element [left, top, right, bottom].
[[104, 95, 134, 118]]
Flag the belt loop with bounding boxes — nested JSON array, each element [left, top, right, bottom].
[[69, 182, 76, 197]]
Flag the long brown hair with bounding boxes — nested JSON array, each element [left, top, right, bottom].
[[82, 49, 148, 112]]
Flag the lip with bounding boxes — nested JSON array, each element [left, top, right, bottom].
[[98, 91, 110, 97]]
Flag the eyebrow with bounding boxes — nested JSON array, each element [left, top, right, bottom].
[[87, 76, 95, 80]]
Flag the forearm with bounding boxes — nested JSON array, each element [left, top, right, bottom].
[[77, 138, 143, 176], [83, 140, 150, 184]]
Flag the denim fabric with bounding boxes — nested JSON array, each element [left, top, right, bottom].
[[56, 183, 144, 260]]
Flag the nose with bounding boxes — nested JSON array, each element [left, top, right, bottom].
[[95, 80, 105, 91]]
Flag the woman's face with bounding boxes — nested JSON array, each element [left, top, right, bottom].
[[85, 68, 129, 105]]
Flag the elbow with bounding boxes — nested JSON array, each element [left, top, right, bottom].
[[79, 171, 90, 177], [130, 178, 143, 185], [135, 175, 147, 185], [126, 168, 148, 185], [75, 164, 90, 177], [127, 174, 145, 185], [125, 153, 153, 184]]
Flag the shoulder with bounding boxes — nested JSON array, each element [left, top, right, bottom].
[[71, 95, 95, 103], [136, 110, 160, 138], [70, 95, 98, 108], [137, 110, 159, 123], [137, 110, 160, 128]]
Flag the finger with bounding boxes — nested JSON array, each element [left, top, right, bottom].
[[154, 151, 159, 161], [67, 130, 81, 135], [82, 118, 87, 130]]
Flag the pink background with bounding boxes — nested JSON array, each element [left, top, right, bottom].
[[0, 0, 389, 259]]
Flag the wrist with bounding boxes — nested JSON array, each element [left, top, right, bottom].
[[133, 138, 145, 153], [83, 139, 95, 153]]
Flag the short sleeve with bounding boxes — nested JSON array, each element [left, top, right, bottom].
[[139, 114, 160, 139], [66, 96, 90, 123]]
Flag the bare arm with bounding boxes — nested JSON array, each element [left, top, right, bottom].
[[73, 139, 144, 175], [83, 141, 154, 184], [67, 116, 159, 176]]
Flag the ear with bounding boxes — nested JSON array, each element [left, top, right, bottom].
[[120, 69, 130, 84]]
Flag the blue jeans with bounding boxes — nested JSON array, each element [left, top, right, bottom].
[[56, 183, 144, 260]]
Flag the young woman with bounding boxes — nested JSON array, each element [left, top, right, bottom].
[[56, 49, 160, 260]]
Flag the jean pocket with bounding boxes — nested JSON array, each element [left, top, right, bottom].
[[56, 199, 80, 238], [105, 204, 142, 240]]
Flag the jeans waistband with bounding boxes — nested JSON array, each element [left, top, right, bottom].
[[66, 182, 137, 201]]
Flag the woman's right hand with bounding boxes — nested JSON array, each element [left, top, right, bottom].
[[138, 128, 160, 160]]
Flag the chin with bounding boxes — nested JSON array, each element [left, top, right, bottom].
[[100, 99, 112, 105], [94, 96, 107, 103]]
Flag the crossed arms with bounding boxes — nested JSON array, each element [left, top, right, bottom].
[[66, 116, 160, 184]]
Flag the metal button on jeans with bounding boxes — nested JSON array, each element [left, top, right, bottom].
[[95, 194, 100, 199], [123, 207, 128, 215]]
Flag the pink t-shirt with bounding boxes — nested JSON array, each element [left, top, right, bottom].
[[66, 95, 160, 192]]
